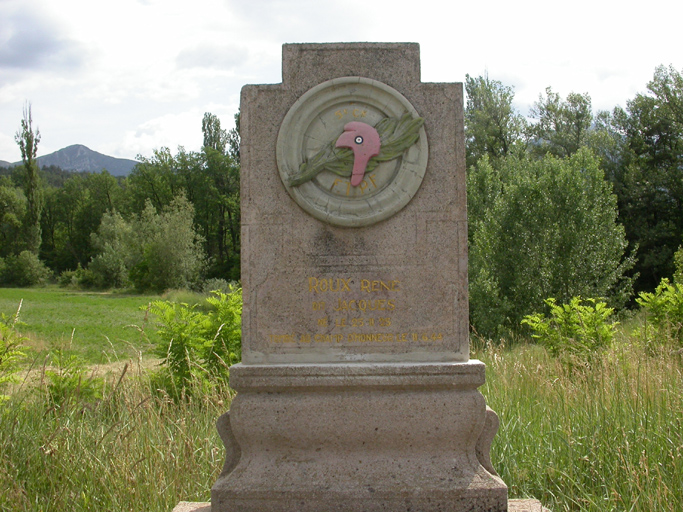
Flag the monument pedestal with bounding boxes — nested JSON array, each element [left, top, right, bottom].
[[211, 361, 507, 511]]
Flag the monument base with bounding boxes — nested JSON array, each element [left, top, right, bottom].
[[173, 500, 549, 512], [211, 361, 507, 512]]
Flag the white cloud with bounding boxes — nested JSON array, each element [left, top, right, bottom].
[[1, 0, 682, 163]]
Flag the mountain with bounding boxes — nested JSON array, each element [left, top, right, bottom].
[[0, 160, 11, 168], [3, 145, 139, 176]]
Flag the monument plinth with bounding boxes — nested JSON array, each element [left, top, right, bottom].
[[211, 43, 508, 511]]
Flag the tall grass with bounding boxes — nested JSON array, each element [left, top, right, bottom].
[[476, 339, 683, 511], [0, 360, 234, 512], [1, 288, 682, 511]]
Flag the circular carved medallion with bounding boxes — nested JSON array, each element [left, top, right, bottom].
[[276, 77, 428, 227]]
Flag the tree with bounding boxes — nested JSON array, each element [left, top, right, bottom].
[[88, 196, 206, 291], [227, 110, 241, 164], [468, 148, 635, 337], [89, 210, 135, 288], [129, 196, 205, 291], [529, 88, 593, 158], [609, 65, 683, 293], [122, 112, 241, 280], [202, 112, 228, 153], [0, 178, 26, 258], [464, 74, 526, 168], [14, 103, 43, 254]]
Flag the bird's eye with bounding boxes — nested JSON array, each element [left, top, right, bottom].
[[354, 136, 363, 144]]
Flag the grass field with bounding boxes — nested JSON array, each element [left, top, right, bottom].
[[1, 288, 682, 511], [0, 286, 160, 363]]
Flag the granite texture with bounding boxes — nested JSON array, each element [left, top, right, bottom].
[[174, 500, 549, 512], [211, 43, 506, 512], [212, 362, 506, 511], [239, 42, 468, 365]]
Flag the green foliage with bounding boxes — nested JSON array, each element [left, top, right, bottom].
[[128, 116, 241, 282], [202, 112, 229, 153], [43, 342, 104, 409], [0, 179, 26, 258], [469, 148, 635, 337], [1, 250, 51, 286], [201, 277, 233, 295], [521, 297, 616, 359], [58, 264, 97, 288], [465, 73, 527, 168], [528, 87, 593, 158], [227, 110, 241, 164], [131, 196, 206, 291], [675, 245, 683, 284], [149, 287, 242, 396], [14, 103, 43, 254], [88, 196, 206, 292], [89, 210, 135, 288], [609, 65, 683, 292], [636, 278, 683, 346], [0, 302, 27, 405]]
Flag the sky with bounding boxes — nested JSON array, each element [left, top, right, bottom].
[[1, 0, 681, 163]]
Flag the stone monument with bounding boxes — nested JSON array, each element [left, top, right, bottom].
[[211, 42, 507, 511]]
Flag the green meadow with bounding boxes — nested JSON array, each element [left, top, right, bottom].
[[1, 288, 682, 511], [0, 287, 159, 363]]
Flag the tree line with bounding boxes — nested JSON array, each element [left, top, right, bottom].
[[0, 110, 240, 292], [466, 64, 683, 336], [2, 65, 682, 338]]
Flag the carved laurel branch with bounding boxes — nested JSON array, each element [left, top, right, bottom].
[[288, 113, 425, 187]]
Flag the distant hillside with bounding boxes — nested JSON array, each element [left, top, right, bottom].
[[4, 145, 138, 176], [0, 160, 11, 168]]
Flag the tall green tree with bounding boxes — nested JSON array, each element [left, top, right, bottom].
[[0, 177, 26, 258], [227, 110, 241, 164], [468, 148, 635, 337], [464, 74, 526, 168], [529, 88, 593, 158], [40, 171, 125, 272], [88, 196, 205, 291], [609, 65, 683, 292], [200, 113, 240, 279], [14, 103, 43, 254], [202, 112, 228, 153]]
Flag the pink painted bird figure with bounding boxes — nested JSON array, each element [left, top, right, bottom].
[[335, 121, 381, 187]]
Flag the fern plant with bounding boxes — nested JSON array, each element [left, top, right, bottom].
[[148, 287, 242, 396], [522, 297, 616, 360], [636, 278, 683, 346]]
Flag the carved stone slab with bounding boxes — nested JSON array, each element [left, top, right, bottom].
[[239, 43, 468, 365], [212, 43, 507, 512]]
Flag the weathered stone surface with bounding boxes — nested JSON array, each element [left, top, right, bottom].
[[211, 43, 508, 512], [172, 502, 211, 512], [239, 42, 468, 365], [174, 500, 549, 512], [212, 361, 506, 511]]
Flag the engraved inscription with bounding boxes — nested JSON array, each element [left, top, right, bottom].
[[268, 276, 445, 345]]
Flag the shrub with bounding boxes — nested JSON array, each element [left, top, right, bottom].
[[149, 286, 242, 397], [89, 197, 206, 292], [636, 278, 683, 347], [469, 149, 634, 338], [1, 250, 51, 286], [521, 297, 616, 363], [201, 277, 233, 295], [58, 265, 97, 289], [42, 345, 103, 409]]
